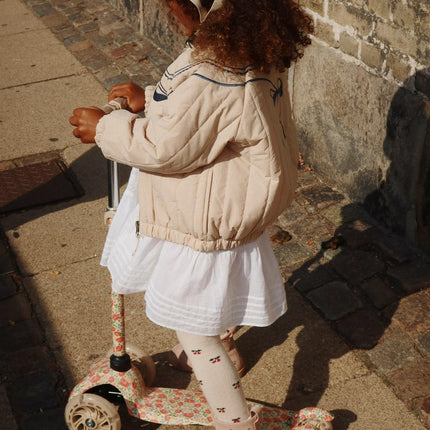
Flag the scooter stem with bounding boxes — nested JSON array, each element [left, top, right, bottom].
[[102, 97, 133, 372], [110, 292, 131, 371], [107, 160, 120, 211]]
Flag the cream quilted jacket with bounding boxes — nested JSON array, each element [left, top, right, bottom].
[[95, 48, 298, 251]]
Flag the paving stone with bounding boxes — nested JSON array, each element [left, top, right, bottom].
[[416, 396, 430, 428], [273, 241, 314, 267], [23, 0, 45, 5], [67, 39, 92, 52], [365, 326, 423, 373], [277, 198, 309, 226], [49, 0, 68, 8], [99, 20, 127, 36], [8, 372, 60, 414], [300, 184, 345, 209], [0, 294, 32, 326], [322, 245, 344, 262], [19, 407, 68, 430], [139, 37, 168, 58], [291, 265, 337, 293], [66, 11, 92, 26], [0, 275, 18, 300], [94, 64, 122, 80], [32, 2, 55, 17], [360, 275, 399, 309], [288, 215, 335, 247], [319, 202, 347, 226], [331, 249, 386, 285], [78, 21, 99, 33], [97, 10, 123, 26], [102, 74, 132, 89], [335, 223, 377, 249], [148, 53, 175, 71], [371, 231, 417, 264], [336, 308, 390, 349], [63, 34, 86, 47], [1, 320, 44, 354], [111, 55, 135, 70], [132, 74, 159, 88], [40, 11, 69, 28], [85, 3, 110, 15], [338, 203, 376, 224], [0, 384, 18, 430], [6, 346, 54, 378], [125, 61, 154, 76], [110, 42, 139, 60], [386, 360, 430, 402], [387, 260, 430, 294], [85, 30, 113, 47], [296, 169, 320, 190], [306, 280, 362, 320], [128, 48, 152, 64], [55, 26, 82, 42], [416, 331, 430, 356], [0, 241, 15, 275], [385, 289, 430, 336], [72, 47, 111, 71], [111, 27, 142, 46]]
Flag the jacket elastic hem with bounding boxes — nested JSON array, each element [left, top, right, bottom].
[[139, 222, 264, 252]]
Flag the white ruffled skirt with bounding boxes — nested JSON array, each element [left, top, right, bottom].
[[101, 168, 287, 336]]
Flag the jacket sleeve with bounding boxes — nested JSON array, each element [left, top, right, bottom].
[[95, 74, 243, 174]]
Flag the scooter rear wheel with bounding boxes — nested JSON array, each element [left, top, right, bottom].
[[65, 393, 121, 430]]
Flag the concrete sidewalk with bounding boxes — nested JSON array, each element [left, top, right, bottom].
[[0, 0, 429, 429]]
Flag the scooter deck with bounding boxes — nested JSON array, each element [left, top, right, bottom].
[[128, 387, 333, 429], [70, 359, 333, 429]]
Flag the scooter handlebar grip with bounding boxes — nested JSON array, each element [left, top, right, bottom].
[[101, 97, 128, 114]]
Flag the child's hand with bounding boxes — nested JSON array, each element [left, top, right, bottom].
[[109, 82, 146, 113], [69, 107, 105, 144]]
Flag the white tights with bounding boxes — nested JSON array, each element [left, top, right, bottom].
[[176, 331, 251, 424]]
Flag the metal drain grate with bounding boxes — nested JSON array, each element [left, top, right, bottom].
[[0, 158, 83, 214]]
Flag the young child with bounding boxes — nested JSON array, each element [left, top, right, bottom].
[[69, 1, 313, 429]]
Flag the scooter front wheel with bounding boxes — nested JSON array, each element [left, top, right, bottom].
[[65, 393, 121, 430]]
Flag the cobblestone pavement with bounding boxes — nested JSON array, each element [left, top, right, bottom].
[[1, 0, 429, 428]]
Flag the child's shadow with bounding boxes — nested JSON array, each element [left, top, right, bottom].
[[236, 202, 416, 429]]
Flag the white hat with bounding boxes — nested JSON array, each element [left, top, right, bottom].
[[189, 0, 224, 22]]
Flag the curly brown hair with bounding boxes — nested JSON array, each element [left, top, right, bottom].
[[169, 0, 314, 72]]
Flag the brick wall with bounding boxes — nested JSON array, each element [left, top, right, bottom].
[[299, 0, 429, 86]]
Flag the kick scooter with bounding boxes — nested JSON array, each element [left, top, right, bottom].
[[64, 98, 334, 430]]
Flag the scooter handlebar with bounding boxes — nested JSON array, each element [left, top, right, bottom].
[[101, 96, 129, 114]]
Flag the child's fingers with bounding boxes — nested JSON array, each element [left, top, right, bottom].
[[108, 83, 131, 101], [69, 114, 79, 126], [69, 107, 104, 143]]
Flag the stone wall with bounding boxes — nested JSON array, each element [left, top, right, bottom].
[[293, 0, 430, 249], [103, 0, 430, 250], [103, 0, 187, 54]]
